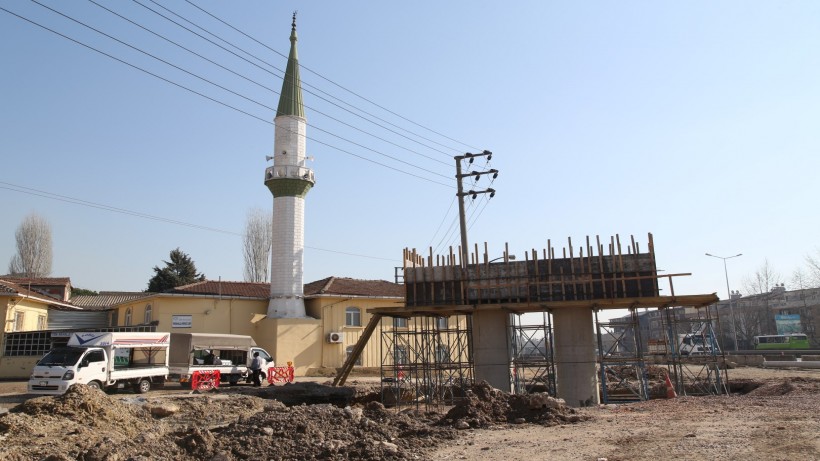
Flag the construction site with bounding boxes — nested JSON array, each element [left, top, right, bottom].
[[3, 233, 818, 460]]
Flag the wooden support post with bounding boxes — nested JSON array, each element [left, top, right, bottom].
[[333, 313, 382, 386]]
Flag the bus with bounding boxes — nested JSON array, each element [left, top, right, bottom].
[[753, 334, 810, 350]]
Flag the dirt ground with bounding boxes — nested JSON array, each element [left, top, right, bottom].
[[1, 366, 819, 460]]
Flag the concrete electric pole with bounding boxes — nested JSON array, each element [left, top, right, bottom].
[[454, 150, 497, 267]]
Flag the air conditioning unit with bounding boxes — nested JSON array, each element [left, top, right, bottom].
[[327, 332, 344, 344]]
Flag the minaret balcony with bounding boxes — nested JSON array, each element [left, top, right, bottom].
[[265, 165, 315, 185]]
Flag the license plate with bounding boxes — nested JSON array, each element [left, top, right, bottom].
[[40, 381, 47, 386]]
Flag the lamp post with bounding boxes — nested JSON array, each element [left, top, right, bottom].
[[488, 255, 516, 264], [706, 252, 742, 351]]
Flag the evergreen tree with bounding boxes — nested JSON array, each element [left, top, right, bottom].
[[147, 248, 205, 292]]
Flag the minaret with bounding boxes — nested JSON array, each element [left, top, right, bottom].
[[265, 13, 314, 318]]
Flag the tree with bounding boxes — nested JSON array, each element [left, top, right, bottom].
[[805, 249, 820, 287], [147, 248, 205, 292], [7, 213, 52, 278], [737, 259, 782, 345], [242, 208, 272, 283]]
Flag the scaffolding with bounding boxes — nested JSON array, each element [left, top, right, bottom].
[[379, 314, 474, 409], [510, 310, 556, 396], [659, 306, 729, 396], [596, 309, 650, 403]]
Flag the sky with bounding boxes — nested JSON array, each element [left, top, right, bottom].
[[2, 1, 819, 315]]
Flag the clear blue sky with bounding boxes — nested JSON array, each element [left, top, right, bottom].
[[2, 1, 819, 310]]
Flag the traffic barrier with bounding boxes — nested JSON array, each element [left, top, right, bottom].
[[192, 370, 221, 391], [267, 365, 295, 384]]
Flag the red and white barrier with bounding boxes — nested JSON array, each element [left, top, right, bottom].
[[267, 365, 295, 384], [191, 370, 221, 391]]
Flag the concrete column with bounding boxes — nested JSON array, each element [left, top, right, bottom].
[[553, 308, 599, 407], [472, 310, 511, 392]]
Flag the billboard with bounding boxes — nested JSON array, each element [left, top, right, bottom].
[[775, 314, 802, 335]]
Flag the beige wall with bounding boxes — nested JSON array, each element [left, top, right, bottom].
[[2, 298, 49, 333], [255, 317, 322, 375], [113, 296, 267, 337], [0, 296, 50, 379]]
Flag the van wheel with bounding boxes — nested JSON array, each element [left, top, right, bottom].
[[86, 381, 102, 391], [229, 377, 239, 386], [135, 379, 151, 394]]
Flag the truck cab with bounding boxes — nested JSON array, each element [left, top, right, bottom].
[[28, 346, 108, 394]]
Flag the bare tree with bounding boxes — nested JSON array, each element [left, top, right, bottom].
[[736, 259, 782, 345], [805, 249, 820, 287], [8, 213, 53, 278], [243, 208, 272, 283]]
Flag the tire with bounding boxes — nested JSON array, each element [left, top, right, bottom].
[[135, 379, 151, 394], [229, 377, 239, 386], [104, 384, 118, 395], [86, 381, 102, 391]]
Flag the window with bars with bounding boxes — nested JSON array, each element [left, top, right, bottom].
[[144, 305, 152, 324], [37, 315, 47, 331], [3, 331, 52, 357], [125, 308, 132, 326], [346, 345, 363, 366]]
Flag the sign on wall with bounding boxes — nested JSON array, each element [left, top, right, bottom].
[[775, 314, 802, 335], [172, 315, 193, 328]]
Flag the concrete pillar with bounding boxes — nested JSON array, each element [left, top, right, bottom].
[[472, 310, 511, 391], [553, 308, 599, 407]]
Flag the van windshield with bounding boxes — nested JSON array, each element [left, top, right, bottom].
[[36, 347, 85, 366]]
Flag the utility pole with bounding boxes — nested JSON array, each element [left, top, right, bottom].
[[455, 150, 497, 267]]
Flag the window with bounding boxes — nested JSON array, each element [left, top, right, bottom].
[[125, 307, 132, 326], [345, 307, 361, 327], [436, 317, 448, 330], [13, 312, 25, 332], [37, 315, 47, 331], [393, 317, 408, 328], [110, 310, 118, 327], [85, 350, 106, 363], [144, 305, 152, 324], [2, 331, 52, 357], [346, 345, 362, 366]]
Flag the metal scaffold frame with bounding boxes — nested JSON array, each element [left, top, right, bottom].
[[379, 314, 474, 410], [510, 310, 556, 396], [659, 306, 729, 396], [596, 309, 650, 403]]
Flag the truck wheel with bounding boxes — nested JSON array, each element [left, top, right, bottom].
[[135, 379, 151, 394], [86, 381, 102, 391], [104, 384, 118, 395], [229, 376, 239, 386]]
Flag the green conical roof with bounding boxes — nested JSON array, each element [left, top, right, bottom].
[[276, 14, 305, 118]]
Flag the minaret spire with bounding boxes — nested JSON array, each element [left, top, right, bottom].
[[277, 11, 304, 118], [265, 15, 315, 319]]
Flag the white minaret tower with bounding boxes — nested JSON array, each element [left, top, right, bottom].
[[265, 13, 314, 318]]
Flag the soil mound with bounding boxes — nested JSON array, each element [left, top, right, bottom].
[[747, 377, 820, 396], [438, 381, 588, 428], [0, 384, 189, 460], [187, 401, 456, 460]]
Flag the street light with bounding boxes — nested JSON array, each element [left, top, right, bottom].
[[705, 252, 743, 351], [488, 254, 516, 264]]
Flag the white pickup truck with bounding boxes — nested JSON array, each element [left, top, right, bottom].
[[168, 333, 274, 387], [28, 332, 170, 395]]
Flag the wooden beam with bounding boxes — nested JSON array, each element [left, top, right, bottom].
[[332, 313, 382, 387]]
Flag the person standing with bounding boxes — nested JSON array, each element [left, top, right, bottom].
[[250, 351, 266, 387]]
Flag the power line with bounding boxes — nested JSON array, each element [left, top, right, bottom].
[[31, 0, 453, 180], [0, 181, 396, 262], [179, 0, 479, 154], [1, 5, 454, 188], [85, 0, 451, 169], [134, 0, 458, 159]]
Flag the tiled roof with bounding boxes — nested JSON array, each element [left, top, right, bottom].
[[0, 279, 78, 309], [167, 280, 270, 298], [0, 276, 71, 286], [71, 292, 152, 311], [304, 277, 404, 298]]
